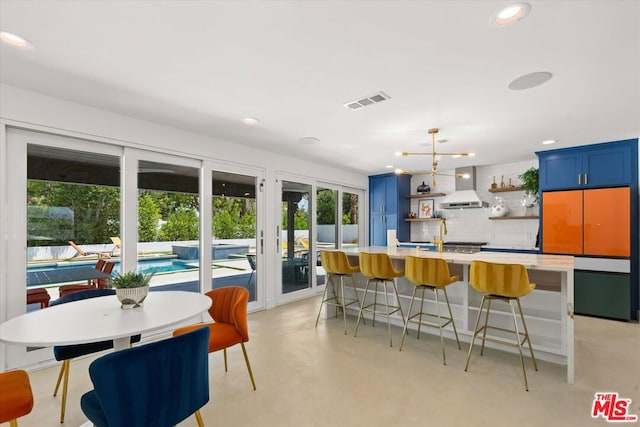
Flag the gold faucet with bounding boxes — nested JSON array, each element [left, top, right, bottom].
[[434, 219, 447, 253]]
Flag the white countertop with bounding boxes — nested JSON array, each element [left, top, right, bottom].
[[343, 246, 574, 272]]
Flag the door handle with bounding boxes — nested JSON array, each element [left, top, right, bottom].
[[567, 302, 574, 319], [584, 173, 587, 185], [578, 174, 581, 185]]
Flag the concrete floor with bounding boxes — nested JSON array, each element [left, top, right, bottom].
[[13, 296, 640, 427]]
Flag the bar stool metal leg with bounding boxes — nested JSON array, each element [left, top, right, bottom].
[[354, 278, 373, 338]]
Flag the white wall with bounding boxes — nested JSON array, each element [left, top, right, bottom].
[[409, 159, 539, 249], [0, 84, 366, 186]]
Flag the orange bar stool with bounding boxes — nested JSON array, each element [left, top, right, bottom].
[[464, 260, 539, 391], [399, 256, 461, 365], [354, 252, 406, 347], [315, 250, 363, 334], [0, 370, 34, 427]]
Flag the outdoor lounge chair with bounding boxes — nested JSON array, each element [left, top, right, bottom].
[[68, 241, 110, 259], [110, 236, 121, 256]]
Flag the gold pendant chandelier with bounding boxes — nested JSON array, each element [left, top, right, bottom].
[[395, 128, 474, 187]]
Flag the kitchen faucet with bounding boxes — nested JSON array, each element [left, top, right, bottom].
[[434, 219, 447, 253]]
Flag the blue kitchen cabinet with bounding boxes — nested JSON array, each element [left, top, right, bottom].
[[538, 139, 636, 191], [537, 138, 638, 320], [369, 174, 410, 246]]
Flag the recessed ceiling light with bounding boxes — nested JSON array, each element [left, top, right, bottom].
[[242, 117, 259, 125], [492, 3, 531, 27], [386, 165, 394, 169], [542, 139, 557, 145], [0, 31, 34, 49], [298, 137, 320, 145], [508, 71, 553, 90]]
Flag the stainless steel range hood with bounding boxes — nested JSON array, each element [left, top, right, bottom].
[[439, 166, 489, 209]]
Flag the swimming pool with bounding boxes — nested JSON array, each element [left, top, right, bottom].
[[27, 256, 199, 276]]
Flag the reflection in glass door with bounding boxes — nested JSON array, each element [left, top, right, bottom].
[[211, 171, 258, 303], [342, 190, 360, 248], [137, 160, 200, 291], [281, 181, 312, 294], [316, 187, 338, 287]]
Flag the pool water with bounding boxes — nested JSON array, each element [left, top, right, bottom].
[[27, 257, 198, 275]]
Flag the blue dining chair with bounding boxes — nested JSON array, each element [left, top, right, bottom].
[[49, 288, 141, 423], [81, 327, 210, 427]]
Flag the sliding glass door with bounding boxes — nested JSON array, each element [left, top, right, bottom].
[[280, 179, 312, 295], [211, 170, 260, 307], [7, 128, 122, 367]]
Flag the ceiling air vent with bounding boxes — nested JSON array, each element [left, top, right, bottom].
[[344, 91, 390, 110]]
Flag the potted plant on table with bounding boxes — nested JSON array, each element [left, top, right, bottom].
[[518, 167, 539, 215], [111, 271, 153, 309]]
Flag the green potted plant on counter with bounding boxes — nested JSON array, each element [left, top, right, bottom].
[[518, 167, 539, 215], [111, 271, 153, 309]]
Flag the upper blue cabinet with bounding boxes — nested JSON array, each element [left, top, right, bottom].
[[369, 173, 410, 246], [537, 139, 638, 191]]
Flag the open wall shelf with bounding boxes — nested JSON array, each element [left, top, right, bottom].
[[489, 215, 539, 220], [405, 193, 446, 198], [488, 186, 523, 193]]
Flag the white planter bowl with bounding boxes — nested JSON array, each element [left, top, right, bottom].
[[115, 286, 149, 309]]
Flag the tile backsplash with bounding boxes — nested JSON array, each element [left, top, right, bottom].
[[408, 159, 539, 248]]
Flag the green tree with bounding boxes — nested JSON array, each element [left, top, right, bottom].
[[317, 189, 336, 225], [212, 196, 256, 238], [159, 208, 199, 240], [27, 180, 119, 246], [138, 194, 160, 242]]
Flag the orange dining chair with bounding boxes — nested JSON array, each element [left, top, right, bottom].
[[0, 369, 34, 427], [58, 284, 97, 297], [97, 261, 115, 288], [88, 259, 106, 287], [26, 288, 51, 309], [173, 286, 256, 390]]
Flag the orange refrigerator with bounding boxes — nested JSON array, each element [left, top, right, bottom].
[[542, 187, 630, 256]]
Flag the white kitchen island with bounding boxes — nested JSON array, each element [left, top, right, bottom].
[[339, 247, 575, 384]]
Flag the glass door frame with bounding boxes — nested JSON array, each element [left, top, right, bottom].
[[314, 182, 365, 290], [4, 128, 123, 368], [275, 173, 317, 305], [123, 148, 203, 290], [205, 160, 265, 313]]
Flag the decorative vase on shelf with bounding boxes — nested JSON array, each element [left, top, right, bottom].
[[521, 194, 537, 216], [491, 197, 509, 217], [417, 181, 431, 194]]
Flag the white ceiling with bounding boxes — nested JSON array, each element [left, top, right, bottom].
[[1, 1, 638, 176]]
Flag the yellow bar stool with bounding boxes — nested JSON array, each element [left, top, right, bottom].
[[464, 260, 539, 391], [399, 256, 461, 365], [315, 250, 364, 334], [354, 252, 406, 347]]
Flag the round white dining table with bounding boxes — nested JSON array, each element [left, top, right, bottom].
[[0, 291, 212, 351]]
